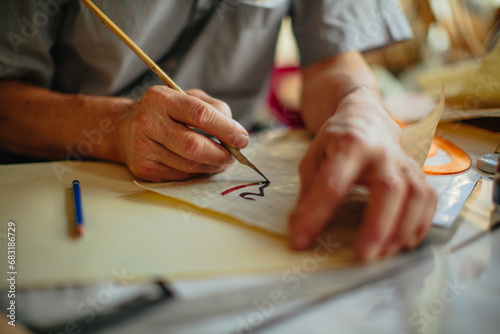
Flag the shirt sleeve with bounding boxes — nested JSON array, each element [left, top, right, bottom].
[[0, 1, 66, 87], [291, 0, 413, 68]]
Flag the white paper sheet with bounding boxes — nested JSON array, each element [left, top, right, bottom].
[[138, 129, 310, 235]]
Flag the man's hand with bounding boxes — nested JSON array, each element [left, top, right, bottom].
[[288, 53, 438, 262], [0, 81, 248, 182], [114, 87, 249, 182]]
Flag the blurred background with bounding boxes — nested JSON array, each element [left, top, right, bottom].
[[367, 0, 500, 73], [265, 0, 500, 131]]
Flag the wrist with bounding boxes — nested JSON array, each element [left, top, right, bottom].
[[336, 85, 383, 110], [333, 89, 403, 144], [68, 94, 134, 164]]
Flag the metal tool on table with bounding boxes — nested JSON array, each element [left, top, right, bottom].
[[38, 248, 434, 333], [477, 143, 500, 174]]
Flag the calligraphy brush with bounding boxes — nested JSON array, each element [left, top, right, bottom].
[[80, 0, 269, 183]]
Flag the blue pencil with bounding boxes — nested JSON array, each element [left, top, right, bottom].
[[72, 180, 85, 237]]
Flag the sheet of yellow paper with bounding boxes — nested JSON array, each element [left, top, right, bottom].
[[0, 161, 356, 290]]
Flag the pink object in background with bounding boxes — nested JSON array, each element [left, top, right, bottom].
[[267, 66, 305, 128]]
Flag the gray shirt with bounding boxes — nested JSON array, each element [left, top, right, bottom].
[[0, 0, 412, 127]]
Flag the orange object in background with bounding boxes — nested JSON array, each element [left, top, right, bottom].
[[423, 135, 472, 175]]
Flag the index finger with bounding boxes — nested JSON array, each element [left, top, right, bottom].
[[289, 151, 365, 249], [186, 89, 232, 118], [354, 164, 406, 262], [168, 91, 249, 149]]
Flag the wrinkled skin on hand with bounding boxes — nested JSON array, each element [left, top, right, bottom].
[[113, 87, 249, 182]]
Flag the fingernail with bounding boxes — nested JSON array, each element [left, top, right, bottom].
[[235, 133, 249, 148], [291, 233, 310, 250]]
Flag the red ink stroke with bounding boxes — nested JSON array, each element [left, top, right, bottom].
[[239, 182, 270, 201], [221, 182, 261, 196]]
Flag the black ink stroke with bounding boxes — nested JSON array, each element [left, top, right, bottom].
[[239, 182, 270, 201]]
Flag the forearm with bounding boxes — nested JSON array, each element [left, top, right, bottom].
[[300, 51, 395, 137], [0, 80, 132, 162]]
